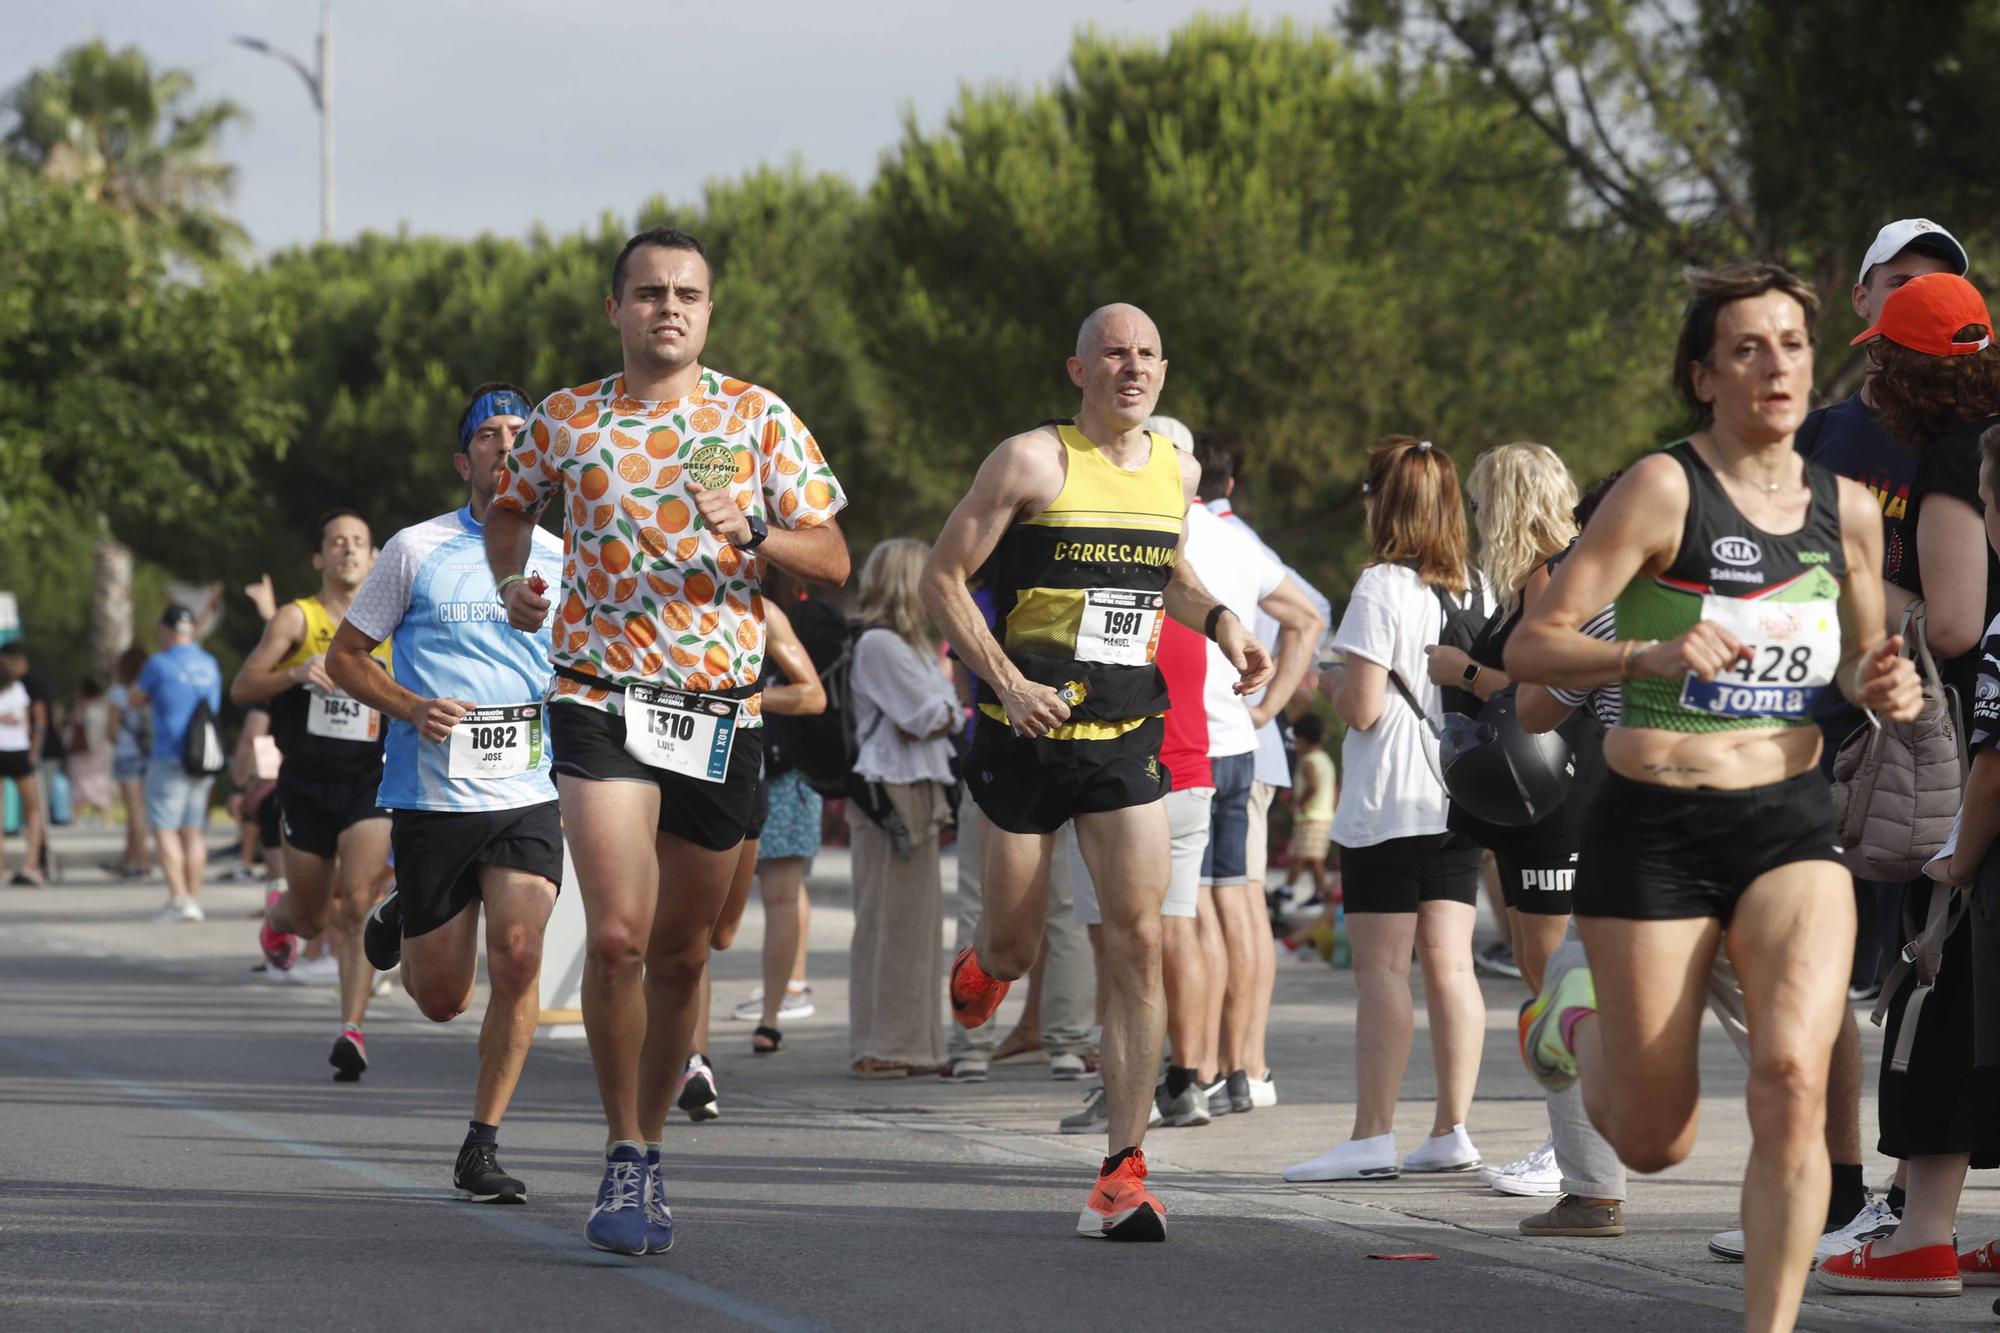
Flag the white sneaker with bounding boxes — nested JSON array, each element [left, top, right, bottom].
[[1247, 1070, 1278, 1109], [730, 985, 814, 1022], [1049, 1053, 1088, 1081], [1402, 1124, 1481, 1173], [153, 900, 184, 922], [1284, 1134, 1399, 1182], [177, 897, 206, 922], [1710, 1197, 1900, 1263], [291, 955, 340, 985], [1480, 1136, 1554, 1186], [1489, 1140, 1561, 1196]]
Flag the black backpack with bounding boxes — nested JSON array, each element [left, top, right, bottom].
[[180, 700, 226, 777], [1428, 575, 1488, 717], [766, 600, 879, 798]]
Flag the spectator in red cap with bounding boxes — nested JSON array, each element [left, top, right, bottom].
[[1819, 270, 2000, 1297]]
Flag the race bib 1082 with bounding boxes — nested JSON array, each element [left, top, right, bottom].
[[1678, 594, 1841, 720], [1075, 589, 1165, 667], [446, 705, 542, 780], [623, 685, 736, 783]]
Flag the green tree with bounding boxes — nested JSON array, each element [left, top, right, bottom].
[[3, 39, 250, 263], [857, 15, 1679, 593]]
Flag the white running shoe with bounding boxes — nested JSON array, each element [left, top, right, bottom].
[[1402, 1124, 1482, 1174], [1488, 1140, 1562, 1197], [1708, 1196, 1899, 1263], [177, 897, 206, 923], [1284, 1134, 1399, 1182], [730, 985, 815, 1022], [293, 954, 340, 985], [153, 900, 184, 923], [1049, 1053, 1088, 1081], [1247, 1070, 1278, 1109]]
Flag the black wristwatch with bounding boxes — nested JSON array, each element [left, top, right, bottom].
[[1461, 662, 1482, 688], [735, 513, 769, 552]]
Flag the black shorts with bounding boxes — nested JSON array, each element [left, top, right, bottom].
[[278, 769, 388, 860], [966, 713, 1168, 836], [547, 701, 765, 852], [744, 775, 769, 842], [0, 750, 33, 781], [1497, 850, 1577, 916], [1575, 769, 1844, 924], [389, 802, 564, 939], [254, 784, 283, 852], [1337, 832, 1483, 913]]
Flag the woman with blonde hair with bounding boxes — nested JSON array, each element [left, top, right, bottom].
[[845, 538, 964, 1078], [1284, 435, 1493, 1183]]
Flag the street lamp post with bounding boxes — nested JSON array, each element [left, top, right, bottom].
[[235, 0, 333, 241]]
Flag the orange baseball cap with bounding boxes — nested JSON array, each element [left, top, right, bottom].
[[1850, 272, 1993, 356]]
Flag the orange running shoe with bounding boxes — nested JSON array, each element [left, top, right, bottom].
[[949, 947, 1010, 1029], [1077, 1149, 1166, 1242]]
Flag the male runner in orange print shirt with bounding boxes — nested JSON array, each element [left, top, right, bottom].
[[485, 226, 849, 1256]]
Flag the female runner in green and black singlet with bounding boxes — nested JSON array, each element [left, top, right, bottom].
[[1504, 262, 1922, 1333]]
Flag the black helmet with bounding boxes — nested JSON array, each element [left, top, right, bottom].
[[1437, 690, 1574, 828]]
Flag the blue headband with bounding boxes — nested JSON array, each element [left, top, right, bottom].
[[459, 389, 535, 449]]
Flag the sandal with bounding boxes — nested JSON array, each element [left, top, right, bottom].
[[752, 1025, 783, 1055], [850, 1058, 909, 1080]]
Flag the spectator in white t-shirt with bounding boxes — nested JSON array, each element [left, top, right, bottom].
[[1284, 435, 1491, 1184]]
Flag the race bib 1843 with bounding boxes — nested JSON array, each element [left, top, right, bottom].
[[446, 705, 542, 780], [1075, 589, 1165, 667], [306, 690, 381, 743], [1679, 594, 1841, 719], [623, 685, 736, 783]]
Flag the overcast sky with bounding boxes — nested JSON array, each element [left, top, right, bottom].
[[8, 0, 1333, 254]]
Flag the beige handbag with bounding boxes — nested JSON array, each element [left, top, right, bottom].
[[1827, 603, 1966, 882]]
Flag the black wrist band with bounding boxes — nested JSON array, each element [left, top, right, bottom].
[[1204, 605, 1228, 641]]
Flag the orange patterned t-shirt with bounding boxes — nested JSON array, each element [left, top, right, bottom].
[[492, 368, 846, 723]]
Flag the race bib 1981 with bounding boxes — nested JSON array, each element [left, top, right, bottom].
[[446, 705, 542, 780], [623, 685, 736, 783], [1074, 589, 1165, 667], [1679, 594, 1841, 719], [306, 690, 381, 743]]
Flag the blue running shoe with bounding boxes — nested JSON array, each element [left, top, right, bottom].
[[643, 1147, 676, 1253], [585, 1145, 651, 1255]]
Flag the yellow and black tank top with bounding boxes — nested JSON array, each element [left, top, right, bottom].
[[1616, 441, 1845, 733], [269, 596, 394, 776], [977, 422, 1185, 738]]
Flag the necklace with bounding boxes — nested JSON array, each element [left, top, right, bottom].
[[1720, 465, 1788, 494]]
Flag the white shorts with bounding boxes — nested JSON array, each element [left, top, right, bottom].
[[1245, 779, 1279, 885], [1069, 786, 1213, 926]]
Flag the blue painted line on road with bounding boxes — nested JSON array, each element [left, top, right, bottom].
[[0, 1036, 823, 1333]]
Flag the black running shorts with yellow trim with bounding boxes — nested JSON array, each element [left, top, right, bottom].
[[547, 700, 765, 852], [967, 713, 1168, 836], [390, 801, 563, 939]]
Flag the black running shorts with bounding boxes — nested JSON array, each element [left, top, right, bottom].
[[1576, 769, 1844, 924], [547, 701, 765, 852], [253, 782, 283, 853], [278, 769, 388, 860], [390, 801, 563, 939], [0, 749, 32, 781], [1337, 832, 1482, 913], [744, 774, 769, 842], [1497, 850, 1578, 916], [966, 713, 1168, 836]]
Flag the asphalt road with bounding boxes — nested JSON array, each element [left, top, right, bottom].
[[0, 832, 1985, 1331]]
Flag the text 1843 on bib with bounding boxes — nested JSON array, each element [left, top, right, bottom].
[[447, 704, 542, 780], [624, 685, 736, 783], [307, 690, 381, 743]]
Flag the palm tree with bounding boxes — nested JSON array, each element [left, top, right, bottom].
[[3, 39, 249, 261]]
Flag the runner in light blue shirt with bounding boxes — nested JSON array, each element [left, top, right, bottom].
[[326, 381, 566, 1207]]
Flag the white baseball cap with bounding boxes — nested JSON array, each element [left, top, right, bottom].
[[1858, 218, 1969, 287], [1142, 414, 1194, 454]]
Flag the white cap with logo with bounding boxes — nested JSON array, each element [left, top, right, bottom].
[[1858, 218, 1970, 287]]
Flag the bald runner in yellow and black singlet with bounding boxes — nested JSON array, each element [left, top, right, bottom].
[[922, 303, 1270, 1245], [967, 417, 1187, 829]]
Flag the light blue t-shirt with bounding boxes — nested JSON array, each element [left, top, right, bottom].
[[344, 505, 564, 812], [137, 643, 223, 761]]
